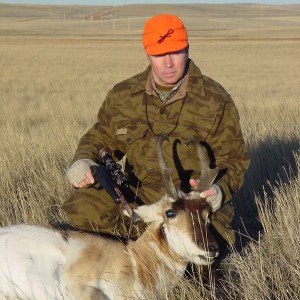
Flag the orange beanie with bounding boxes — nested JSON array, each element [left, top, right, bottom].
[[142, 14, 188, 55]]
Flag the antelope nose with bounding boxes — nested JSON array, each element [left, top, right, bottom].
[[209, 245, 219, 257]]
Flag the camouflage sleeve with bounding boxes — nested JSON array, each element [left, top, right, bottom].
[[70, 89, 125, 165], [207, 99, 250, 202]]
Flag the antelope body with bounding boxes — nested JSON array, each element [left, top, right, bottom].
[[0, 138, 219, 300]]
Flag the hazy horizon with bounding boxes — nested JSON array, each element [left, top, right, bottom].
[[1, 0, 300, 5]]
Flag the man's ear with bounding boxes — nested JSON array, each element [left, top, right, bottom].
[[185, 45, 189, 61], [144, 50, 149, 59]]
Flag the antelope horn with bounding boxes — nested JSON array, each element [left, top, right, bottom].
[[157, 135, 178, 200], [191, 140, 219, 193]]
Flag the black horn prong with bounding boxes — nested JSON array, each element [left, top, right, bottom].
[[157, 135, 178, 200], [193, 141, 219, 193]]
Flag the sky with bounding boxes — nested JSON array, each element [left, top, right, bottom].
[[1, 0, 300, 5]]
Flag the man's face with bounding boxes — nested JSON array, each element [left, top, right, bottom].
[[147, 48, 188, 87]]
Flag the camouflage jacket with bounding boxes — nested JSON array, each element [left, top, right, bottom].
[[72, 59, 250, 205]]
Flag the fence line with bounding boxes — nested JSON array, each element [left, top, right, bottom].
[[48, 12, 149, 31]]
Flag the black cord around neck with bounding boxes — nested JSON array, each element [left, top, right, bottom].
[[144, 93, 185, 138]]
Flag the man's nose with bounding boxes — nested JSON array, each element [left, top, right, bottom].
[[164, 55, 174, 68]]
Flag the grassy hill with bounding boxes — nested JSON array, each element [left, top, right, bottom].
[[0, 3, 300, 40]]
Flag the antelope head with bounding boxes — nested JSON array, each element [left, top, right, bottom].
[[134, 135, 219, 265]]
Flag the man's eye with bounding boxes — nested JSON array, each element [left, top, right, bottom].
[[165, 209, 176, 219]]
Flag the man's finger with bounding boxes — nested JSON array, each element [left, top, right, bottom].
[[189, 178, 199, 188], [73, 181, 87, 189], [200, 187, 217, 198], [73, 182, 81, 189], [85, 171, 95, 184]]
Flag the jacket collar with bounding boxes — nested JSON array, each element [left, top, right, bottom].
[[129, 59, 205, 99]]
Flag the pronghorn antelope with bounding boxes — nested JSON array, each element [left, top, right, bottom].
[[0, 137, 219, 300]]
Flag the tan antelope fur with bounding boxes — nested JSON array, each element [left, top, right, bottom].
[[0, 137, 219, 300]]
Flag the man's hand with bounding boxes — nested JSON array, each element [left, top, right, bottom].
[[67, 159, 98, 188], [190, 179, 222, 212], [73, 171, 95, 189]]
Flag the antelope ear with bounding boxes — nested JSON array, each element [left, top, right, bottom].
[[134, 202, 163, 223]]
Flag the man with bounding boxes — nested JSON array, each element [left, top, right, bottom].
[[63, 14, 250, 248]]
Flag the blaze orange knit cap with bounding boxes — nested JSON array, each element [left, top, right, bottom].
[[142, 14, 188, 55]]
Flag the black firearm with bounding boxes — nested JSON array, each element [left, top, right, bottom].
[[90, 149, 139, 222], [90, 164, 121, 204]]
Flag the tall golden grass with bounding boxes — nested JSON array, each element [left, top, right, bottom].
[[0, 4, 300, 299]]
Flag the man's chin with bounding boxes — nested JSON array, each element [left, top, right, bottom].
[[162, 76, 181, 86]]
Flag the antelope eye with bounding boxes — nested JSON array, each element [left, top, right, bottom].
[[165, 209, 176, 219]]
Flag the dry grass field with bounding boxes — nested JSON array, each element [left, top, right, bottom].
[[0, 3, 300, 299]]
